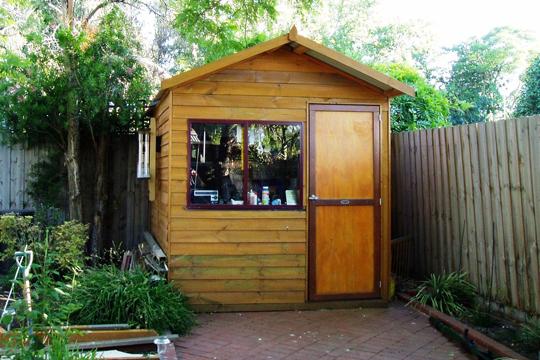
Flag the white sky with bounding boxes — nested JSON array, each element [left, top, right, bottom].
[[374, 0, 540, 47]]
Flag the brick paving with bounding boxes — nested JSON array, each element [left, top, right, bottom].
[[175, 302, 472, 360]]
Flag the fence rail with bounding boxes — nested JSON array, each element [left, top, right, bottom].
[[392, 116, 540, 315]]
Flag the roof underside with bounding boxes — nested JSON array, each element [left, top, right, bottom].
[[155, 27, 415, 102]]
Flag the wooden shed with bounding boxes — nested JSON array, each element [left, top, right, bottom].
[[148, 27, 415, 311]]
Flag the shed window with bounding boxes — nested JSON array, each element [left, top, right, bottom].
[[189, 121, 303, 209]]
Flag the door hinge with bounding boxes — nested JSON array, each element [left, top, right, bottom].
[[378, 281, 382, 288], [379, 198, 382, 206]]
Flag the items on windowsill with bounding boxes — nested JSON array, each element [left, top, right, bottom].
[[262, 186, 270, 205], [285, 190, 297, 205], [249, 189, 258, 205], [271, 199, 281, 206], [231, 200, 244, 205]]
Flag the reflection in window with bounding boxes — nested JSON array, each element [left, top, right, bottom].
[[190, 123, 244, 205], [188, 121, 303, 209], [248, 124, 301, 206]]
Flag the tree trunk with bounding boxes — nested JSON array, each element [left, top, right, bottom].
[[90, 134, 109, 256], [65, 89, 82, 221]]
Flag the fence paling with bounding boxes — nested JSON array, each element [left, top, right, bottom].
[[391, 116, 540, 315]]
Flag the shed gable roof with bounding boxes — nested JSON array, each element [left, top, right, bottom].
[[156, 26, 415, 100]]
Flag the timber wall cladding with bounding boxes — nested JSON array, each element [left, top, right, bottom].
[[0, 145, 48, 211], [391, 116, 540, 315], [166, 48, 390, 307], [150, 92, 172, 252]]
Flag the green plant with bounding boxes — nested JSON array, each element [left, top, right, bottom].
[[519, 317, 540, 351], [0, 214, 41, 261], [69, 266, 195, 334], [49, 221, 88, 272], [410, 272, 476, 317]]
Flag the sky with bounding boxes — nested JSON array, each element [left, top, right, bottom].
[[374, 0, 540, 47]]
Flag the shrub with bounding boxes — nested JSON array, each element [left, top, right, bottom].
[[49, 220, 88, 272], [69, 266, 195, 334], [410, 272, 476, 317], [0, 214, 88, 276], [0, 214, 40, 261]]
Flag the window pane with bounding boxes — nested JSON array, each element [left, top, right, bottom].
[[248, 124, 301, 206], [190, 123, 244, 205]]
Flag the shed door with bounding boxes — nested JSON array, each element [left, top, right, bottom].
[[308, 104, 381, 301]]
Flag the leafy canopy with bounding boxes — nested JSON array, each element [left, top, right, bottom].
[[0, 5, 152, 147], [375, 64, 450, 132], [514, 54, 540, 117], [172, 0, 314, 66], [446, 27, 528, 124]]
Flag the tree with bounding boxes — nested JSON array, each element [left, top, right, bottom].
[[375, 64, 451, 132], [514, 54, 540, 116], [172, 0, 315, 67], [445, 27, 528, 124], [0, 1, 151, 254]]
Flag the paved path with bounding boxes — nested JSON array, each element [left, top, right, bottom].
[[175, 302, 472, 360]]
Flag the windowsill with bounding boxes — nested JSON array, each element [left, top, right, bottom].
[[186, 204, 305, 211]]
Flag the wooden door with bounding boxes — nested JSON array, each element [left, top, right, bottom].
[[308, 104, 381, 301]]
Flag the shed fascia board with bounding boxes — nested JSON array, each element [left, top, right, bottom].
[[156, 29, 415, 101]]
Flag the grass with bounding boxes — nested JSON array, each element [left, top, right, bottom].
[[68, 266, 196, 334], [410, 271, 476, 317]]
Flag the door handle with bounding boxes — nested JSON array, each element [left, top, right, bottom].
[[309, 194, 319, 200]]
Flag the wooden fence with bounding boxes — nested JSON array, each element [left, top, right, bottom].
[[391, 116, 540, 315], [0, 145, 49, 211], [0, 137, 148, 250]]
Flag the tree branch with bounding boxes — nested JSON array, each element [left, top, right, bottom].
[[83, 0, 162, 28]]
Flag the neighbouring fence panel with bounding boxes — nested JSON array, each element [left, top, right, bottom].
[[0, 138, 148, 250], [0, 144, 49, 211], [392, 116, 540, 315]]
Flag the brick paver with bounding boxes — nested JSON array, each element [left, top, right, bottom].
[[175, 302, 472, 360]]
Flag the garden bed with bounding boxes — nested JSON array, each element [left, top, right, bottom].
[[399, 292, 537, 360]]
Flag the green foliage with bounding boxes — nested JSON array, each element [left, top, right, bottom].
[[49, 221, 88, 272], [375, 63, 451, 132], [446, 27, 528, 124], [173, 0, 314, 65], [0, 214, 40, 261], [410, 272, 476, 317], [0, 214, 87, 275], [519, 317, 540, 351], [514, 54, 540, 116], [69, 266, 195, 334]]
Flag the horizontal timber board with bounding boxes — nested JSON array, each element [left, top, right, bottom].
[[170, 230, 305, 243], [205, 69, 355, 85], [172, 105, 306, 121], [187, 291, 305, 305], [170, 218, 306, 231], [171, 266, 305, 280], [168, 211, 306, 219], [174, 279, 305, 292], [172, 81, 380, 99], [170, 242, 305, 255], [170, 254, 305, 267], [230, 50, 336, 73], [172, 94, 385, 110]]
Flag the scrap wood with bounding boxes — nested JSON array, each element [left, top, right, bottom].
[[93, 350, 159, 359], [69, 334, 179, 350], [68, 329, 159, 344]]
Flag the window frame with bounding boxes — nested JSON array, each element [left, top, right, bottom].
[[186, 119, 304, 210]]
